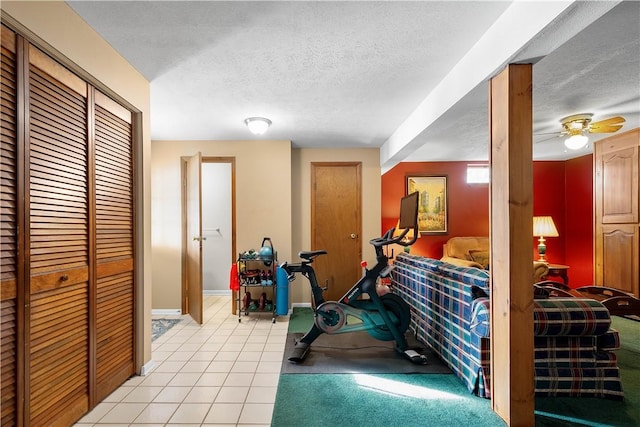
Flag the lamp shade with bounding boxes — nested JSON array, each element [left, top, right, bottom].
[[533, 216, 559, 237], [244, 117, 272, 135]]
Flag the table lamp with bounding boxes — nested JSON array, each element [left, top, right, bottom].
[[533, 216, 558, 262]]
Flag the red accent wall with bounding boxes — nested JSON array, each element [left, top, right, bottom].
[[564, 155, 594, 286], [381, 162, 489, 258], [382, 156, 594, 287], [532, 161, 566, 266]]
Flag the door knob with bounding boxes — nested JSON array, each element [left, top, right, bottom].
[[193, 236, 200, 241], [350, 233, 358, 239]]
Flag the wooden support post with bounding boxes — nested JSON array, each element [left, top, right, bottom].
[[489, 64, 535, 426]]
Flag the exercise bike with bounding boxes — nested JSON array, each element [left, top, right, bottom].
[[280, 192, 427, 365]]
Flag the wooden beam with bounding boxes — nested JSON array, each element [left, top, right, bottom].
[[489, 63, 535, 425]]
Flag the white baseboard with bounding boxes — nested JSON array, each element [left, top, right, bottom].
[[151, 309, 181, 316], [203, 290, 232, 296], [140, 359, 155, 376], [291, 302, 311, 309]]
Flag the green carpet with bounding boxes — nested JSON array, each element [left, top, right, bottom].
[[272, 373, 505, 427], [287, 306, 315, 334], [274, 309, 640, 427]]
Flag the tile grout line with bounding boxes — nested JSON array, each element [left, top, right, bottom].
[[78, 295, 286, 425]]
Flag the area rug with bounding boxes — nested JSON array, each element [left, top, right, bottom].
[[282, 307, 450, 374], [282, 330, 451, 374], [151, 318, 181, 341]]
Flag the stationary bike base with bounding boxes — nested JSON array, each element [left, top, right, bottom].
[[288, 341, 310, 363], [402, 348, 428, 365]]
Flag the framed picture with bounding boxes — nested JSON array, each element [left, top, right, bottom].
[[406, 175, 448, 234]]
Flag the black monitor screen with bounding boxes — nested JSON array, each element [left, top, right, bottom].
[[398, 191, 419, 230]]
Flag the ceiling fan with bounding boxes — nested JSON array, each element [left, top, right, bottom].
[[538, 113, 626, 150]]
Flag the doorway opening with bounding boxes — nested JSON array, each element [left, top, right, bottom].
[[181, 155, 236, 324]]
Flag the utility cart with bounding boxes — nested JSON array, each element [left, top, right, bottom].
[[237, 237, 278, 323]]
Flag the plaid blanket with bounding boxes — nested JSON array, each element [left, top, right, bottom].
[[392, 252, 623, 400]]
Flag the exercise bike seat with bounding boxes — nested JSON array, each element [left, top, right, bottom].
[[298, 250, 327, 262]]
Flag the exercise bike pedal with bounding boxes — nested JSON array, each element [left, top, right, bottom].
[[403, 349, 428, 365]]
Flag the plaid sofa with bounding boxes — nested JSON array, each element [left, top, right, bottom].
[[391, 252, 623, 400]]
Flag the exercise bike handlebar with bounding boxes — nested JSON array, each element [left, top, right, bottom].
[[369, 225, 418, 248]]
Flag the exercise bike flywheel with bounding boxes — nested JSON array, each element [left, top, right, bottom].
[[314, 302, 346, 333], [367, 293, 411, 341]]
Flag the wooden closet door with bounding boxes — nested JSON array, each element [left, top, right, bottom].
[[27, 45, 90, 425], [93, 91, 135, 401], [1, 25, 20, 427]]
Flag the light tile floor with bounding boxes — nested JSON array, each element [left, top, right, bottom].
[[75, 295, 287, 426]]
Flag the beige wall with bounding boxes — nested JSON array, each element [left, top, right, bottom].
[[151, 144, 381, 309], [290, 148, 381, 305], [2, 1, 153, 369], [151, 140, 293, 309]]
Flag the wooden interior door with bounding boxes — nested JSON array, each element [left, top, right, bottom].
[[1, 25, 138, 425], [27, 45, 91, 425], [186, 152, 203, 324], [311, 163, 362, 302], [0, 25, 20, 426], [93, 90, 135, 402]]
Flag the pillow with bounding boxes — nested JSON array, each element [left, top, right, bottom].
[[468, 249, 490, 269]]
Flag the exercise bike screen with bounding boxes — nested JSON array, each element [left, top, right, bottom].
[[398, 191, 419, 230]]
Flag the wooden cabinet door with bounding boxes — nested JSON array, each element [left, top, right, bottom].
[[27, 46, 91, 425], [595, 132, 638, 224], [596, 224, 639, 296], [594, 129, 640, 298]]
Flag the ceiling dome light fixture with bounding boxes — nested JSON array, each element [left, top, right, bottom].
[[244, 117, 272, 135], [564, 133, 588, 150]]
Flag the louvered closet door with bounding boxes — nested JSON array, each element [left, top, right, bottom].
[[27, 45, 90, 426], [94, 91, 135, 401], [0, 25, 19, 427]]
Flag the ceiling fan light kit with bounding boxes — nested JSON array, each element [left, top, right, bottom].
[[245, 117, 272, 135], [565, 134, 589, 150], [559, 113, 625, 150]]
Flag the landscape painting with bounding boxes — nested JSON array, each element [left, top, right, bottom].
[[406, 175, 448, 234]]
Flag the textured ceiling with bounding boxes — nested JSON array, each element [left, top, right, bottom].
[[67, 1, 640, 171]]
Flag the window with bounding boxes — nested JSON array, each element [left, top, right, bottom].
[[466, 164, 489, 184]]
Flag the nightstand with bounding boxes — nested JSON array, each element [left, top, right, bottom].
[[543, 264, 570, 285]]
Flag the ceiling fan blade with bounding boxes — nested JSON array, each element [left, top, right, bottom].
[[589, 124, 624, 133], [589, 116, 625, 133]]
